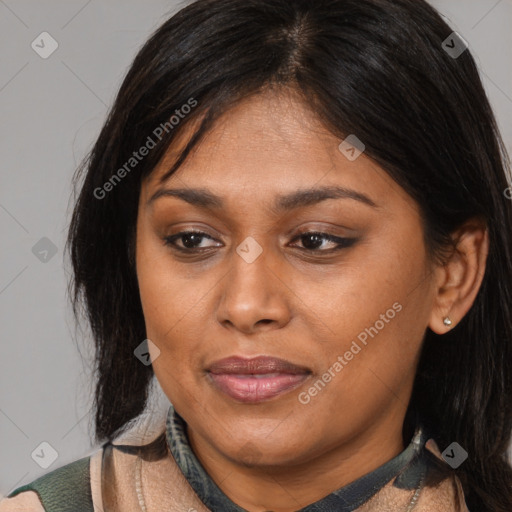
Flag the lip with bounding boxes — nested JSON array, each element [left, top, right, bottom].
[[206, 356, 311, 403]]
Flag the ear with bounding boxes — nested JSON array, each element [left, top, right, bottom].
[[428, 218, 489, 334]]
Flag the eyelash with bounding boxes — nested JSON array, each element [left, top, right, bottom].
[[163, 230, 356, 254]]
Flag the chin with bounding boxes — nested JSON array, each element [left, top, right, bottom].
[[217, 430, 311, 468]]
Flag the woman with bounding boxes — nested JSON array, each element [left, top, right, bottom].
[[2, 0, 511, 510]]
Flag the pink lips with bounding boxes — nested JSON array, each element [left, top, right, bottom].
[[207, 356, 311, 403]]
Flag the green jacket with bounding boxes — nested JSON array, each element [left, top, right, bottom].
[[7, 456, 93, 512]]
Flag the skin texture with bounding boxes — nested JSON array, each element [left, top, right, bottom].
[[135, 88, 489, 512]]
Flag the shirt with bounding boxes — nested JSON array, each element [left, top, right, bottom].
[[2, 403, 470, 511]]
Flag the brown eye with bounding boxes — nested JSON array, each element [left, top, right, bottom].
[[290, 232, 357, 252], [163, 231, 222, 251]]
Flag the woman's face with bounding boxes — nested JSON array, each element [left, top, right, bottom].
[[136, 90, 439, 470]]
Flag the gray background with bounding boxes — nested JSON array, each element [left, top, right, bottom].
[[1, 0, 511, 497]]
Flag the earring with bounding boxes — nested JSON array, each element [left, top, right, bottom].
[[443, 317, 453, 327]]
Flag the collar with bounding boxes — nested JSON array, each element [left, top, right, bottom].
[[165, 404, 429, 511]]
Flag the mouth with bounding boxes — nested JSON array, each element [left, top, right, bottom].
[[206, 356, 311, 403]]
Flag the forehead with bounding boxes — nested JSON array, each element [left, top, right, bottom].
[[146, 90, 334, 180], [141, 90, 412, 212]]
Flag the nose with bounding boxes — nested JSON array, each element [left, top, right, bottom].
[[215, 244, 291, 335]]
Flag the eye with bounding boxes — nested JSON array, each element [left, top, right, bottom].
[[289, 231, 356, 252], [163, 230, 356, 254], [163, 231, 222, 252]]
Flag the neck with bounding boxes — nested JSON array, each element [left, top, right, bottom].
[[187, 412, 407, 512]]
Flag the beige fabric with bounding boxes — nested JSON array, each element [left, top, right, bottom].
[[90, 449, 105, 512], [0, 432, 469, 512], [0, 491, 45, 512], [99, 443, 210, 512], [357, 472, 467, 512], [93, 436, 469, 512]]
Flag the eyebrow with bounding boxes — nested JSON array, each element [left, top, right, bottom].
[[146, 185, 379, 211]]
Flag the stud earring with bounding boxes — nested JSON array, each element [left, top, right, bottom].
[[443, 317, 453, 327]]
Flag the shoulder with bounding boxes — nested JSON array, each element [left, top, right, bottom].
[[0, 448, 104, 512]]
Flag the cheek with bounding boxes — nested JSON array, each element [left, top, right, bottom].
[[137, 260, 206, 352], [319, 226, 428, 342], [136, 251, 203, 406], [307, 228, 430, 389], [298, 294, 427, 437], [136, 216, 198, 327], [135, 225, 223, 404], [135, 225, 194, 356]]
